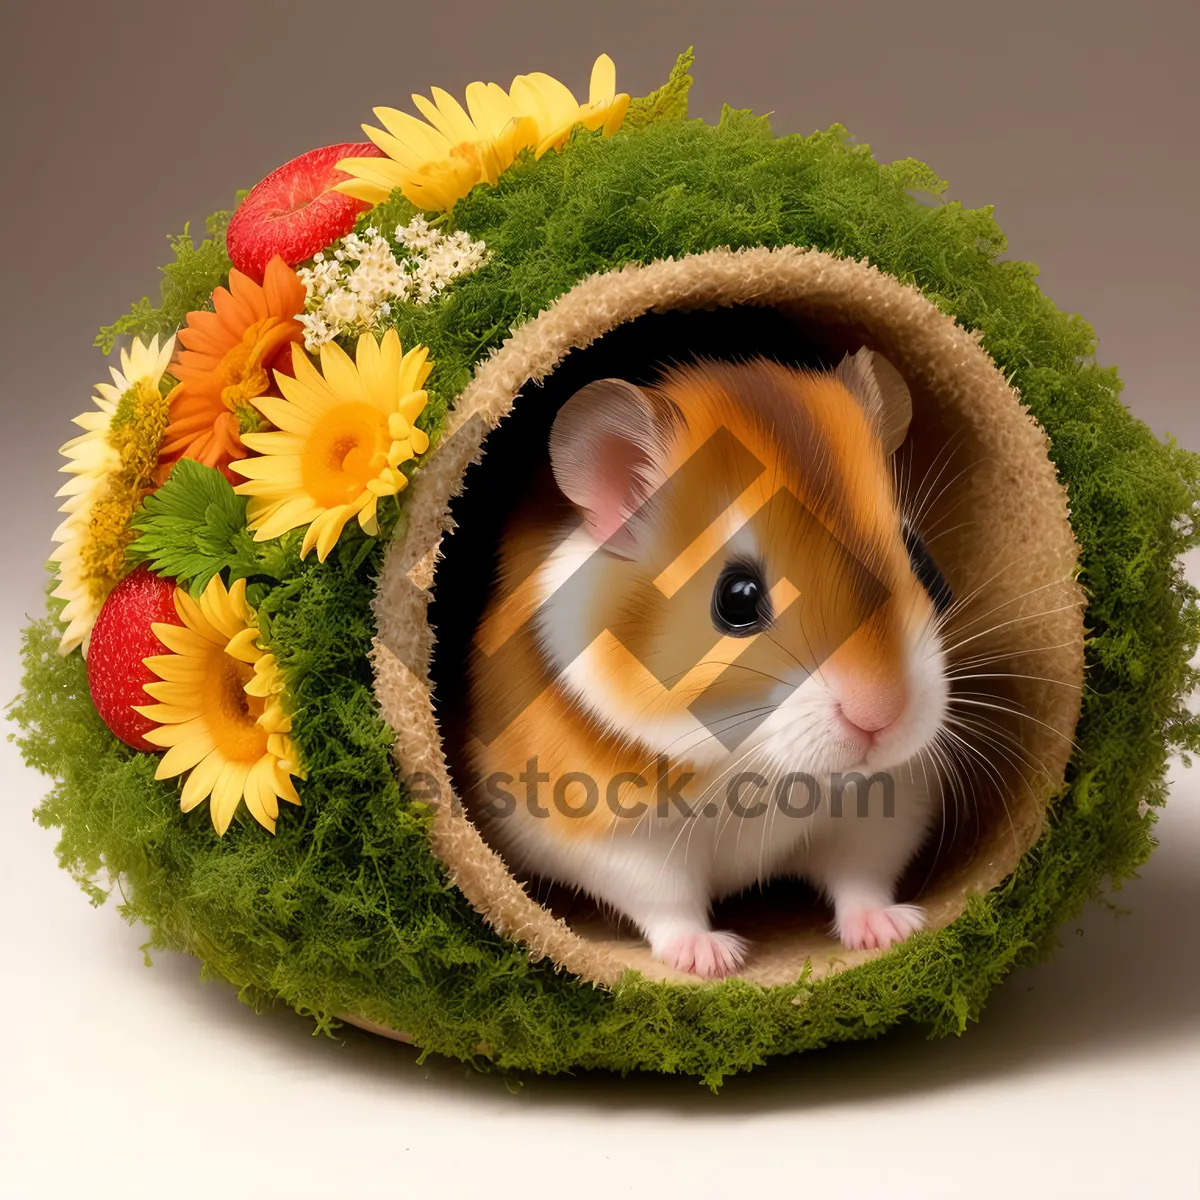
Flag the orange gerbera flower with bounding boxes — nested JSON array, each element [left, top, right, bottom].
[[159, 256, 306, 481]]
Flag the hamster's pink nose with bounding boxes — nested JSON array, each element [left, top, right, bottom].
[[833, 678, 906, 736]]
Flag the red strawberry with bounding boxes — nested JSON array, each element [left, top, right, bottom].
[[87, 565, 184, 752], [226, 142, 385, 281]]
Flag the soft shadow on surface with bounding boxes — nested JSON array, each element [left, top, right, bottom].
[[141, 802, 1199, 1112]]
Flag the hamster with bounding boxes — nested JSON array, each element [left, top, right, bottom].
[[461, 351, 951, 978]]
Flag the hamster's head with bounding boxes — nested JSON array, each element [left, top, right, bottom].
[[535, 351, 950, 777]]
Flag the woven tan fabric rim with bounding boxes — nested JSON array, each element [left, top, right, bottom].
[[369, 245, 1085, 990]]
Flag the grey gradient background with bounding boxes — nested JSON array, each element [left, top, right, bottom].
[[2, 2, 1198, 1198]]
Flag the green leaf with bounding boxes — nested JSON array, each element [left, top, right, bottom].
[[127, 458, 302, 594], [624, 47, 695, 132]]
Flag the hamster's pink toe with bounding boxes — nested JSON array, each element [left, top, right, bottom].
[[661, 930, 748, 979], [837, 904, 925, 951]]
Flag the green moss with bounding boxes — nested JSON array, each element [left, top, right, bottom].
[[15, 105, 1200, 1088]]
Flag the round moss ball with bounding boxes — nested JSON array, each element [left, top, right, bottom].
[[15, 106, 1199, 1087]]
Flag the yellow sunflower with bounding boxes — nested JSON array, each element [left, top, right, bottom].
[[51, 335, 177, 655], [136, 575, 303, 836], [230, 330, 431, 561], [334, 53, 629, 210], [513, 53, 630, 156]]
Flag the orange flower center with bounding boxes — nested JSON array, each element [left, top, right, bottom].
[[201, 648, 269, 763], [417, 142, 491, 202], [302, 402, 389, 507], [216, 317, 297, 413]]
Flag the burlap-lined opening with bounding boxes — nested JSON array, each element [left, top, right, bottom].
[[370, 246, 1085, 989]]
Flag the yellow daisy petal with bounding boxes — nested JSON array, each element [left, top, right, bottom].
[[464, 81, 512, 142], [248, 394, 317, 436], [397, 389, 429, 427], [359, 494, 380, 534], [413, 87, 478, 148], [397, 344, 431, 398], [589, 53, 616, 105], [317, 340, 366, 404], [258, 705, 291, 736], [377, 328, 403, 385], [174, 588, 225, 647], [333, 176, 391, 206], [142, 655, 208, 684], [157, 731, 218, 778], [370, 106, 449, 159], [601, 92, 630, 138], [229, 452, 305, 485], [142, 680, 204, 706], [249, 496, 325, 540], [226, 577, 250, 623], [151, 621, 212, 659], [275, 766, 302, 806], [139, 703, 204, 728], [225, 626, 263, 664], [244, 669, 283, 701], [197, 578, 243, 642], [315, 514, 349, 560], [356, 332, 394, 413], [242, 756, 280, 832], [180, 750, 226, 813], [210, 759, 253, 836]]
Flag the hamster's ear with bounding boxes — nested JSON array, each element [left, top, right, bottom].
[[835, 347, 913, 455], [549, 378, 667, 557]]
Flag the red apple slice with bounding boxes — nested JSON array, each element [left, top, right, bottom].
[[226, 142, 385, 282]]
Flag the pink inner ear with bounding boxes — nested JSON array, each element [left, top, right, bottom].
[[550, 377, 663, 557], [580, 437, 647, 549]]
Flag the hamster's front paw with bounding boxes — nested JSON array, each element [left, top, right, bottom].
[[657, 930, 748, 979], [836, 903, 925, 951]]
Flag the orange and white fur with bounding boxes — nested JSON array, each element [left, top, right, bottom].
[[463, 353, 949, 978]]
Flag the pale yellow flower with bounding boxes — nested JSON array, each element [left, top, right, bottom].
[[137, 575, 303, 836], [51, 335, 177, 655], [335, 54, 629, 211]]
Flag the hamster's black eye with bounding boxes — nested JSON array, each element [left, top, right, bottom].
[[904, 523, 953, 615], [712, 562, 770, 636]]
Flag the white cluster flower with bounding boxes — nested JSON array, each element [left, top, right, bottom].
[[394, 213, 441, 251], [295, 218, 488, 351], [396, 215, 490, 305]]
